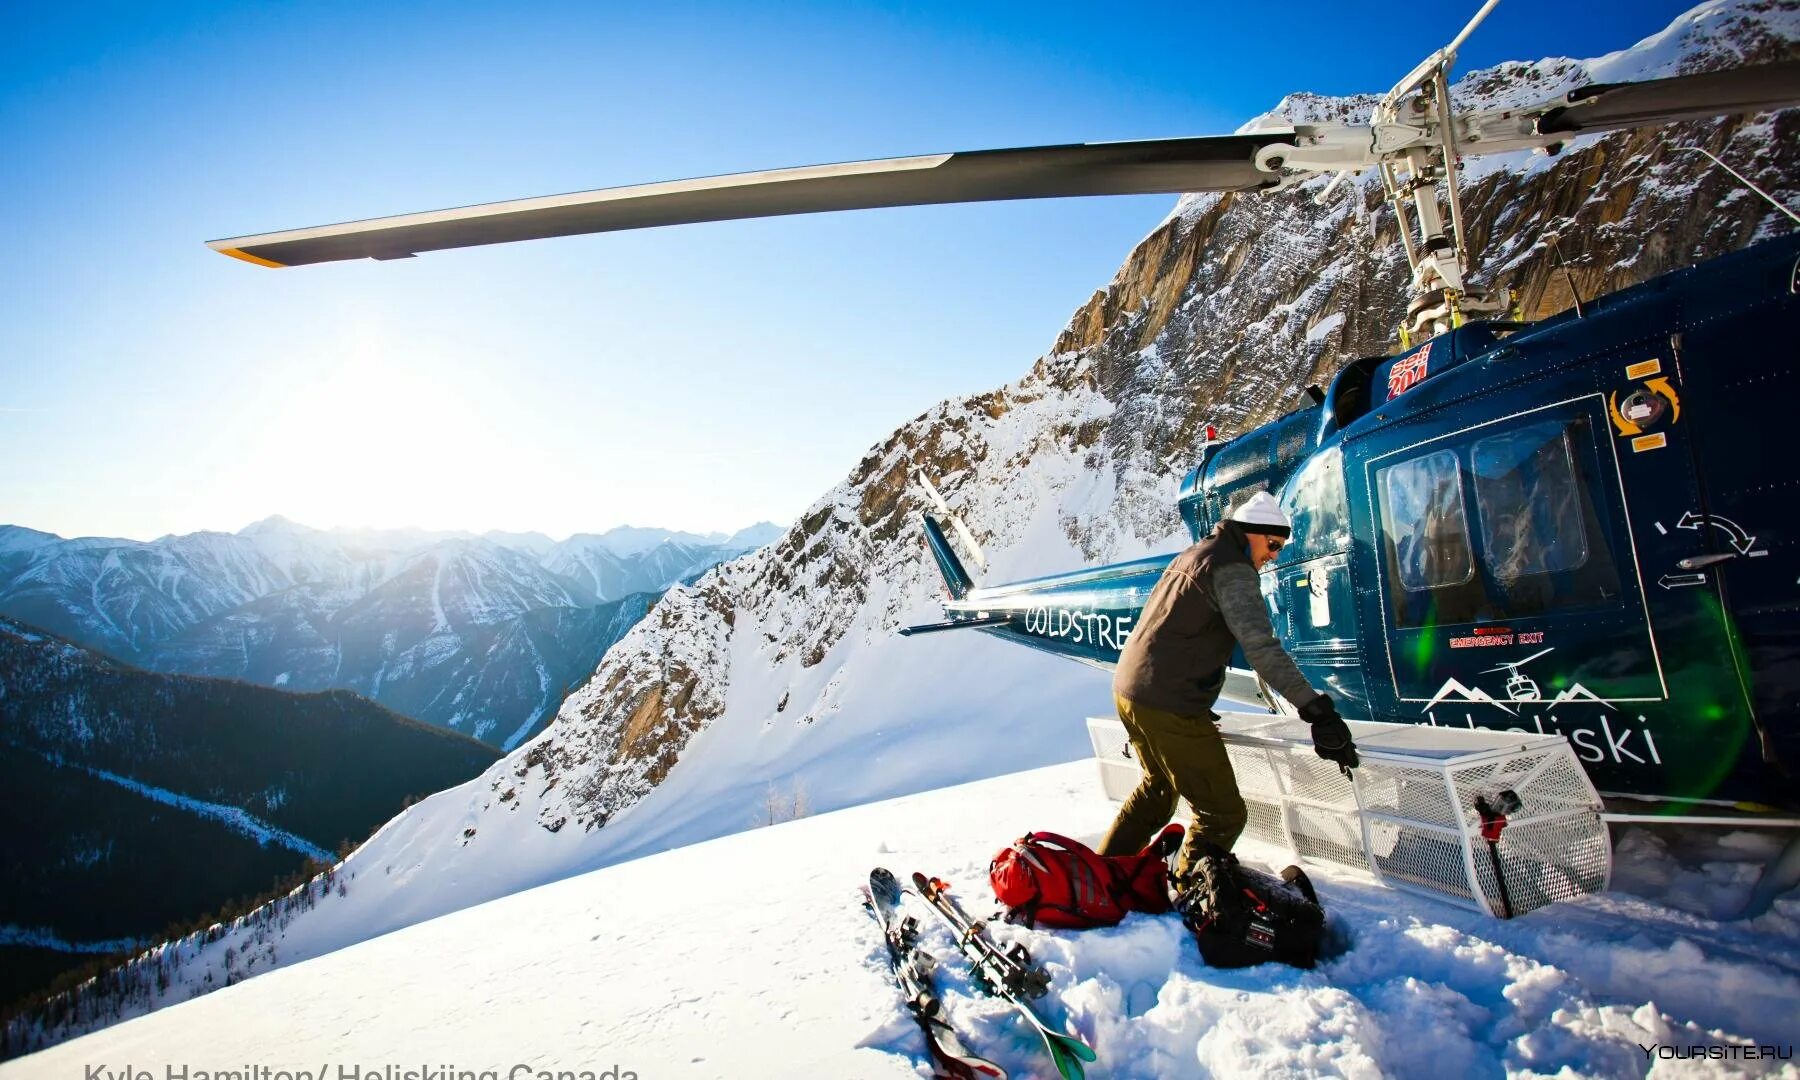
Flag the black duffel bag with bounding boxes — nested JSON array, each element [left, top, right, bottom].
[[1175, 843, 1325, 969]]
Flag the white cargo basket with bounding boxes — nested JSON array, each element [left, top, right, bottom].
[[1087, 712, 1611, 917]]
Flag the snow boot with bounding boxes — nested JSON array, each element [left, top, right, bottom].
[[1175, 843, 1325, 969]]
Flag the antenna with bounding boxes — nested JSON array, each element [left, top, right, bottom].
[[1540, 232, 1585, 318], [1678, 145, 1800, 226]]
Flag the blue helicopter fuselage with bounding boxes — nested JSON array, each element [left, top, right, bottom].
[[913, 233, 1800, 810]]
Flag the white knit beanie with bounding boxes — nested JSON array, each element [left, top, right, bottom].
[[1228, 491, 1292, 539]]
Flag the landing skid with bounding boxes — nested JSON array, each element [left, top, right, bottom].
[[1597, 796, 1800, 919], [1743, 834, 1800, 918], [1598, 794, 1800, 829]]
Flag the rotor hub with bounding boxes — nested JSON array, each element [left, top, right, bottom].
[[1404, 286, 1512, 342]]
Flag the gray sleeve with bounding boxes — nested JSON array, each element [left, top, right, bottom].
[[1213, 563, 1321, 709]]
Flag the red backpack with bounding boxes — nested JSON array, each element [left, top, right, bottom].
[[989, 824, 1183, 929]]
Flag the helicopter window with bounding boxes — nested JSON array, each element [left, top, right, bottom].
[[1204, 433, 1275, 534], [1379, 450, 1474, 595], [1376, 415, 1625, 626], [1472, 422, 1588, 579], [1281, 446, 1349, 555], [1207, 433, 1271, 490], [1274, 416, 1312, 475]]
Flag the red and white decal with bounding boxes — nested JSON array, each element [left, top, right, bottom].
[[1387, 342, 1432, 400]]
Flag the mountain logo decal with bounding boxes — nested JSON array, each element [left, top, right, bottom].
[[1422, 677, 1516, 714]]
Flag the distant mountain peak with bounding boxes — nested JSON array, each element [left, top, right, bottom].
[[482, 530, 557, 558], [580, 525, 720, 558], [0, 524, 63, 554], [239, 514, 315, 536], [725, 522, 785, 550], [568, 522, 787, 558], [0, 512, 759, 748]]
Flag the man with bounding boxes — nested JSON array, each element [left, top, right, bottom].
[[1100, 491, 1359, 879]]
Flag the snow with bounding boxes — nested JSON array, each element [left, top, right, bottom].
[[8, 761, 1796, 1079], [1305, 310, 1345, 344], [0, 526, 61, 556], [46, 755, 332, 864], [0, 927, 145, 955], [0, 618, 44, 643]]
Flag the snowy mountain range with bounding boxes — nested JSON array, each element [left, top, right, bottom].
[[542, 525, 780, 602], [7, 0, 1796, 1058], [0, 517, 782, 747]]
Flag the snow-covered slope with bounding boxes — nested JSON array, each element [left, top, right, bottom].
[[0, 527, 58, 563], [11, 0, 1796, 1051], [7, 762, 1796, 1077]]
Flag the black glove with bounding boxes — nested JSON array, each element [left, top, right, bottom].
[[1300, 693, 1360, 771]]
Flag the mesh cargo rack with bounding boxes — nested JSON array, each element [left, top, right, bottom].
[[1087, 712, 1611, 917]]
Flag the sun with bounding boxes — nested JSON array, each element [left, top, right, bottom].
[[237, 351, 522, 532]]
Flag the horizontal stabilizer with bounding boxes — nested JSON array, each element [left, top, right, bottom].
[[898, 614, 1012, 637]]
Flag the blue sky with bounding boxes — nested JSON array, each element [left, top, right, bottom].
[[1, 0, 1703, 541]]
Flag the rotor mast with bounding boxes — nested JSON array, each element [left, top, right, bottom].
[[1373, 0, 1509, 340]]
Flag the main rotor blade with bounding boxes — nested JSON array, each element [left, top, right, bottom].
[[1536, 58, 1800, 135], [209, 135, 1286, 267]]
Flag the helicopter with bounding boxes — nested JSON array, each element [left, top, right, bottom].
[[207, 5, 1800, 816]]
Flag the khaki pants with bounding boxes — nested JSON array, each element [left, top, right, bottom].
[[1098, 694, 1247, 879]]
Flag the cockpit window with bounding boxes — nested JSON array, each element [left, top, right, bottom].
[[1374, 414, 1623, 626], [1281, 446, 1349, 555], [1379, 450, 1473, 591], [1472, 422, 1588, 579]]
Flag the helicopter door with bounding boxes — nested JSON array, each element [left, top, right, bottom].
[[1638, 307, 1792, 788], [1272, 446, 1369, 716], [1366, 397, 1674, 794]]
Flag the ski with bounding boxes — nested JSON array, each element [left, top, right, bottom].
[[864, 868, 1008, 1080], [911, 872, 1097, 1080]]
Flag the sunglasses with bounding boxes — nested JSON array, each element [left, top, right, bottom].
[[1264, 538, 1285, 552]]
